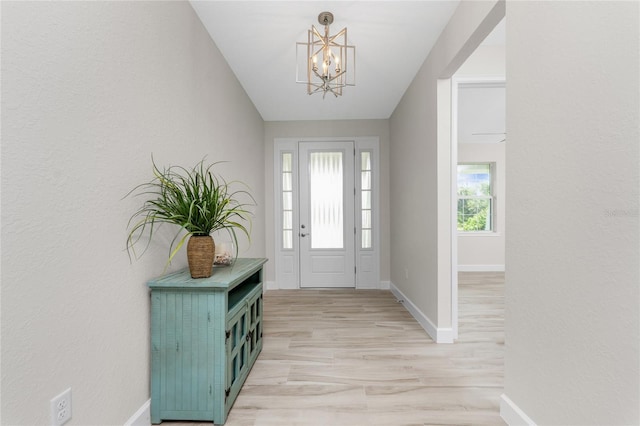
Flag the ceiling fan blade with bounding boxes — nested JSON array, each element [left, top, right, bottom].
[[471, 132, 506, 143]]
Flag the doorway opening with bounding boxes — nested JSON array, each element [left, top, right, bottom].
[[448, 20, 506, 340]]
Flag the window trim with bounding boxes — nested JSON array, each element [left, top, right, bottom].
[[457, 162, 496, 234]]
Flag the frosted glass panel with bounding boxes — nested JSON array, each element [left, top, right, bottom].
[[361, 152, 371, 171], [362, 210, 371, 229], [361, 191, 371, 210], [309, 152, 343, 249], [283, 192, 292, 210], [362, 230, 372, 249], [360, 151, 374, 250], [281, 152, 294, 250], [283, 211, 292, 229], [361, 171, 371, 190], [282, 153, 292, 172], [282, 173, 292, 191]]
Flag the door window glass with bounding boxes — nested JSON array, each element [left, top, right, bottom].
[[309, 151, 344, 249]]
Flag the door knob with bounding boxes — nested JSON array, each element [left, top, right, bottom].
[[300, 233, 309, 237]]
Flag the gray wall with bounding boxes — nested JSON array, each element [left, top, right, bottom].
[[1, 2, 265, 424], [504, 1, 639, 424], [263, 120, 391, 284], [389, 0, 504, 328]]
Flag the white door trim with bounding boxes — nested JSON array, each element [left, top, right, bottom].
[[273, 137, 380, 290]]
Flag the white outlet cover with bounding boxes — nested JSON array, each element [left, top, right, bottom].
[[50, 388, 72, 426]]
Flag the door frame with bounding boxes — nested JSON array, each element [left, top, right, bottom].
[[450, 75, 506, 339], [273, 137, 380, 289]]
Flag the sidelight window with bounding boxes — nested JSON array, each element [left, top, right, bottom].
[[281, 152, 294, 249], [360, 151, 373, 249]]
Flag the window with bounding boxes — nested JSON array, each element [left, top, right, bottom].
[[281, 152, 294, 249], [360, 151, 373, 249], [457, 163, 494, 232], [309, 151, 344, 249]]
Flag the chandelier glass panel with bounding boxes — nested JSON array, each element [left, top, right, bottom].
[[296, 12, 355, 98]]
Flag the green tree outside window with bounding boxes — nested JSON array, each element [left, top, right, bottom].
[[457, 164, 493, 232]]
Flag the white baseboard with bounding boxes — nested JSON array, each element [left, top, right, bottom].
[[436, 327, 454, 343], [124, 399, 150, 426], [356, 282, 378, 289], [389, 282, 454, 343], [356, 281, 390, 290], [500, 394, 536, 425], [267, 281, 390, 290], [458, 264, 505, 272]]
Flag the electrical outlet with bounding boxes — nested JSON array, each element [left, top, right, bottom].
[[50, 388, 72, 426]]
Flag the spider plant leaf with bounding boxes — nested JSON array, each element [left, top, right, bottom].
[[124, 156, 255, 266]]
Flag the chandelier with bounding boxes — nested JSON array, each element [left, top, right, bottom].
[[296, 12, 355, 98]]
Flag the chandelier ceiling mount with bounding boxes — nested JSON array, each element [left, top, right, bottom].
[[318, 11, 334, 27]]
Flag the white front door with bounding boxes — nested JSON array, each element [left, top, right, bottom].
[[298, 141, 355, 287]]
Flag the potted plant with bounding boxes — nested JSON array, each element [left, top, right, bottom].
[[125, 157, 254, 278]]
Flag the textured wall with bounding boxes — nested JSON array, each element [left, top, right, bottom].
[[504, 1, 639, 423], [456, 44, 505, 77], [389, 0, 504, 328], [1, 2, 264, 424], [263, 120, 391, 283]]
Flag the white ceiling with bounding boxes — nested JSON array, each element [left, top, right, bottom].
[[190, 1, 461, 121]]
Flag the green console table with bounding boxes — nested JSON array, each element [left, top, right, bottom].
[[148, 258, 267, 424]]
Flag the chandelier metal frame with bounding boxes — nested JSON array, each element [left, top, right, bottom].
[[296, 12, 356, 98]]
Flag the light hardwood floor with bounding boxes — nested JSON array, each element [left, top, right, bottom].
[[168, 272, 505, 426]]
